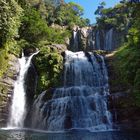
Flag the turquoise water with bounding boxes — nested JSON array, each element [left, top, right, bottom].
[[0, 129, 139, 140]]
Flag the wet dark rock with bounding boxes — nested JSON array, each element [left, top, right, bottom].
[[41, 89, 55, 102], [23, 48, 37, 57], [106, 54, 140, 131], [25, 64, 37, 104], [24, 61, 38, 127], [102, 116, 108, 124], [48, 44, 67, 52], [89, 102, 96, 111], [69, 26, 95, 52], [109, 92, 140, 131], [61, 51, 66, 58], [64, 116, 72, 129]]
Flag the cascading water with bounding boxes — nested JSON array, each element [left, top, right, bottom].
[[95, 31, 101, 50], [8, 51, 39, 128], [104, 28, 113, 51], [32, 50, 112, 131], [73, 30, 79, 51]]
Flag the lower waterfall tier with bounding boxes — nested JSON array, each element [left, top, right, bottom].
[[31, 51, 112, 131], [32, 86, 112, 131]]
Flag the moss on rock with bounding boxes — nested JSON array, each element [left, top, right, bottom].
[[34, 43, 65, 95], [0, 49, 9, 77]]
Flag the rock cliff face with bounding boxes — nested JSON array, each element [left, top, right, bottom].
[[0, 55, 19, 127], [24, 61, 38, 127], [106, 54, 140, 131], [95, 29, 125, 51], [0, 51, 38, 127], [69, 26, 95, 51], [69, 26, 125, 52]]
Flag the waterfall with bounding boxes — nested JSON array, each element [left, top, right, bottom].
[[73, 30, 79, 51], [104, 28, 113, 51], [95, 31, 101, 50], [8, 51, 39, 128], [32, 50, 112, 131], [71, 27, 115, 51]]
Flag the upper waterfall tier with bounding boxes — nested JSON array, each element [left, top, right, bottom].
[[69, 26, 124, 52], [32, 51, 112, 131], [64, 51, 108, 87]]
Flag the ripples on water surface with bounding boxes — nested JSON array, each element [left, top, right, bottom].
[[0, 129, 140, 140]]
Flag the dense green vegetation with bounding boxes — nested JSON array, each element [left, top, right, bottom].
[[97, 2, 140, 107], [113, 4, 140, 107], [0, 0, 23, 76], [0, 0, 90, 95], [34, 43, 64, 94], [95, 1, 132, 31], [31, 0, 89, 27]]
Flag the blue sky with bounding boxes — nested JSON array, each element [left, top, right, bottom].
[[65, 0, 121, 23]]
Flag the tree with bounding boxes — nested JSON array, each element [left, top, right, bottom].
[[95, 1, 106, 16], [19, 7, 49, 43], [0, 0, 23, 76], [44, 0, 64, 6], [68, 2, 84, 16], [0, 0, 23, 48], [53, 2, 88, 26]]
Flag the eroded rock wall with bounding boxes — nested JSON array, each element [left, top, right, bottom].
[[0, 52, 38, 127], [69, 26, 125, 52], [106, 54, 140, 131], [0, 55, 19, 127]]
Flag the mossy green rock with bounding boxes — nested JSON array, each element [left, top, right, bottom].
[[34, 43, 66, 96]]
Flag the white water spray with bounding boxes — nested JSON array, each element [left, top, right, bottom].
[[32, 51, 113, 131], [8, 51, 39, 128]]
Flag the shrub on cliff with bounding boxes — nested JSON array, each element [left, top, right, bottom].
[[113, 4, 140, 107], [95, 1, 132, 31], [0, 0, 23, 76], [34, 44, 64, 94], [0, 0, 23, 49]]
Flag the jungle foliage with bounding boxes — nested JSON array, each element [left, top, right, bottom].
[[0, 0, 89, 92]]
